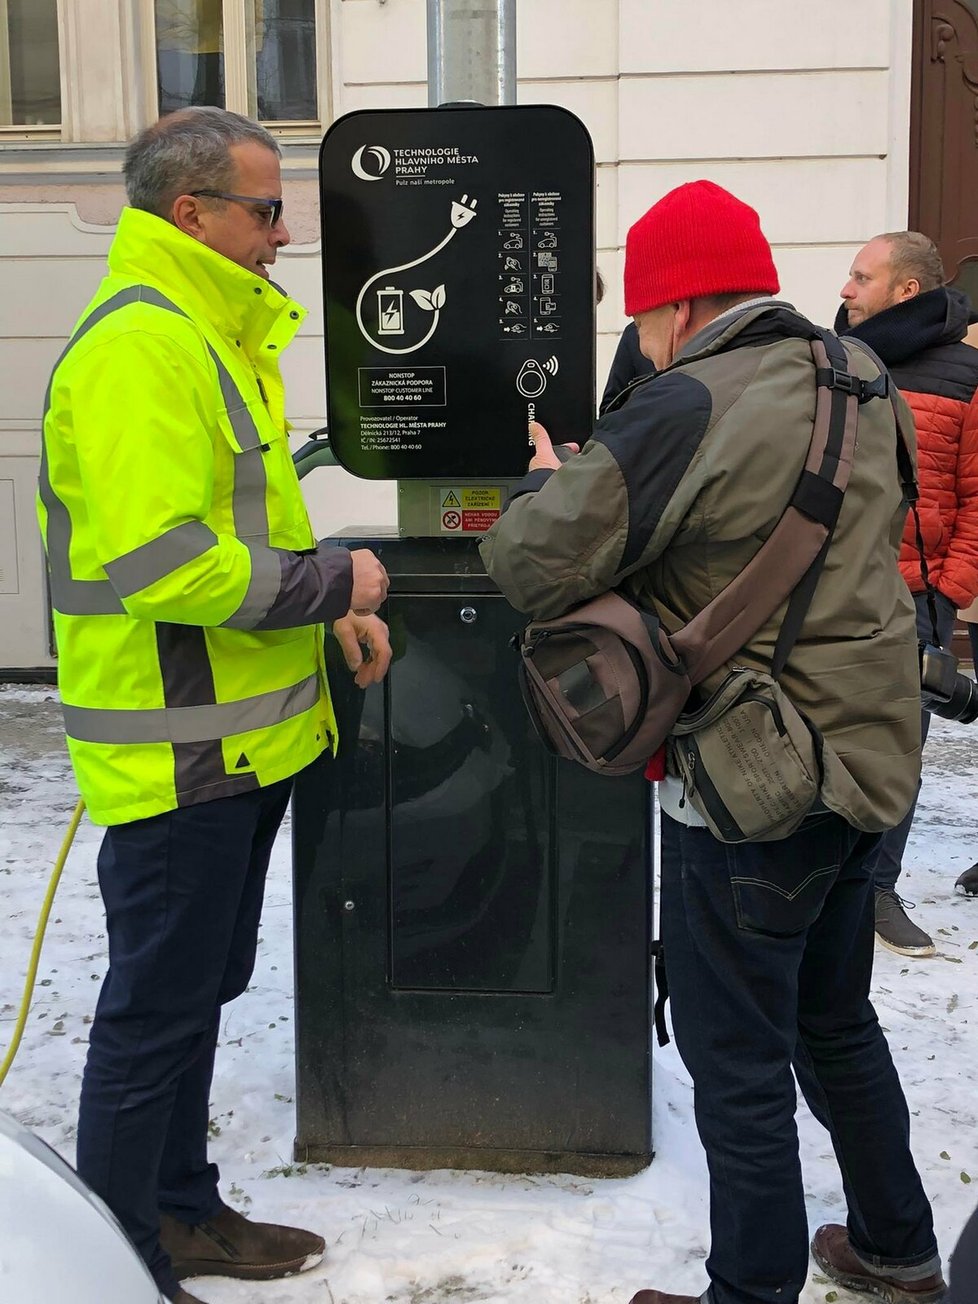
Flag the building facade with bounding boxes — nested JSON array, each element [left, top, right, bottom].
[[0, 0, 916, 669]]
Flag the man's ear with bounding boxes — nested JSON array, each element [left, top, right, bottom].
[[672, 300, 692, 350], [900, 277, 922, 303], [171, 195, 207, 243]]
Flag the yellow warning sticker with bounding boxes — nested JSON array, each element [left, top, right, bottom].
[[460, 487, 501, 510], [439, 486, 503, 533]]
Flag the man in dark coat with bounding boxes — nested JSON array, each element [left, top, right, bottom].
[[838, 232, 978, 955]]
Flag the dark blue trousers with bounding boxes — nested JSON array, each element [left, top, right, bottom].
[[661, 810, 939, 1304], [75, 779, 293, 1296]]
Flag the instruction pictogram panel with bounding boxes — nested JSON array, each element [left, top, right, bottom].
[[319, 106, 595, 481]]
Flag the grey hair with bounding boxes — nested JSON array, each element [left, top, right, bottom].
[[124, 106, 281, 219], [880, 231, 946, 293]]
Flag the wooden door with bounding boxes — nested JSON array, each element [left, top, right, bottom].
[[911, 0, 978, 300]]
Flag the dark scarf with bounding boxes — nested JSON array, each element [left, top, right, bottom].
[[834, 286, 975, 367]]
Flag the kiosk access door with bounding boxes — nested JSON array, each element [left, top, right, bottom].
[[291, 105, 653, 1176]]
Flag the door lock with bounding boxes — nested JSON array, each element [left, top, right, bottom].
[[459, 606, 478, 624]]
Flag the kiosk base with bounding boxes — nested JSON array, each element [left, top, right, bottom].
[[292, 1143, 649, 1179], [291, 536, 654, 1176]]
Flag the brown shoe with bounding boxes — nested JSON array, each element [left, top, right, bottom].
[[160, 1204, 325, 1281], [812, 1225, 946, 1302], [170, 1292, 207, 1303], [629, 1292, 699, 1303]]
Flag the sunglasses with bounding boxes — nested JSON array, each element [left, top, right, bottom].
[[190, 189, 284, 228]]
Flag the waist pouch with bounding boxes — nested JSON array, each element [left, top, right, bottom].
[[669, 669, 824, 843]]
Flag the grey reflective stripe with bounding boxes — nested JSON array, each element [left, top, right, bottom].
[[62, 671, 321, 745], [201, 339, 269, 540], [42, 286, 182, 412], [231, 446, 271, 540], [153, 621, 257, 803], [221, 545, 284, 628], [39, 440, 125, 615], [39, 288, 175, 616], [209, 345, 264, 451], [205, 340, 269, 538], [42, 284, 271, 615], [104, 521, 219, 598]]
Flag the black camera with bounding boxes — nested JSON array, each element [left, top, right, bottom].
[[919, 643, 978, 723]]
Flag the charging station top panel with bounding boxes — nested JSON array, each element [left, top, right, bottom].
[[319, 105, 595, 481]]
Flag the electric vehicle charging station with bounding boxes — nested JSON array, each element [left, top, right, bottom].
[[290, 98, 655, 1177]]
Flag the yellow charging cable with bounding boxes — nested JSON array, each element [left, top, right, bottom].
[[0, 797, 86, 1088]]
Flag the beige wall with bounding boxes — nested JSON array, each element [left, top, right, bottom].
[[0, 0, 915, 669]]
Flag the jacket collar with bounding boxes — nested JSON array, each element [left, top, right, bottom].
[[835, 286, 975, 367], [673, 298, 804, 366], [601, 301, 813, 416], [107, 207, 306, 354]]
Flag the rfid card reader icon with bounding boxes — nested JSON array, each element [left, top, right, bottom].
[[516, 356, 559, 397]]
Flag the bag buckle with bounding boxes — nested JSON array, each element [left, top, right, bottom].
[[817, 366, 889, 403]]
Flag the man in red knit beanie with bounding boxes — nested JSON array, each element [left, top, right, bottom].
[[482, 181, 943, 1304]]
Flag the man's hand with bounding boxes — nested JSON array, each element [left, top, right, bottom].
[[332, 612, 392, 688], [349, 548, 389, 616], [528, 420, 580, 471]]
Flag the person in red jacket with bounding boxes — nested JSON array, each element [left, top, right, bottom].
[[838, 231, 978, 956]]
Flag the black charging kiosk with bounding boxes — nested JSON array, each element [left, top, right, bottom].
[[291, 105, 653, 1175]]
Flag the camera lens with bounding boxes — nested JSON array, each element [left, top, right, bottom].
[[927, 671, 978, 724]]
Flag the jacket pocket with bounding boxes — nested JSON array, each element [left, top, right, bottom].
[[217, 409, 309, 544]]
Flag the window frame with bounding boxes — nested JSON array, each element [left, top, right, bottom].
[[147, 0, 332, 137], [0, 0, 63, 141]]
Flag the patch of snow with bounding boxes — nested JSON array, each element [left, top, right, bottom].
[[1, 690, 975, 1303]]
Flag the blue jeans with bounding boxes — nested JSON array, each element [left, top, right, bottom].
[[661, 810, 939, 1304], [76, 779, 293, 1296], [871, 589, 956, 891]]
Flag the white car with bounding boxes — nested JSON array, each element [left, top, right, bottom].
[[0, 1108, 164, 1302]]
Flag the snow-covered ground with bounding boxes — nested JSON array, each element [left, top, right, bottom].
[[1, 682, 976, 1304]]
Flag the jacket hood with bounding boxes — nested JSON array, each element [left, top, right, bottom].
[[834, 286, 977, 366]]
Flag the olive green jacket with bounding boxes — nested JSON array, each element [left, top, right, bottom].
[[481, 302, 921, 832]]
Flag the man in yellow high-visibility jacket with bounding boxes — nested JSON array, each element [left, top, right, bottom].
[[38, 106, 391, 1304]]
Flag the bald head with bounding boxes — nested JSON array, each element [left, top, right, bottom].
[[840, 232, 945, 328]]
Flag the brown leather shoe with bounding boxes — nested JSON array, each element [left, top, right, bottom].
[[629, 1291, 699, 1303], [812, 1224, 946, 1302], [170, 1291, 207, 1303], [160, 1204, 325, 1281]]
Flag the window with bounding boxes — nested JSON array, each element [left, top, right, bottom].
[[155, 0, 319, 126], [0, 0, 61, 129]]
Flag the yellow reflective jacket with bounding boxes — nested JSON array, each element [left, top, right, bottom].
[[38, 208, 346, 826]]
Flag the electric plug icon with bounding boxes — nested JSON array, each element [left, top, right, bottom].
[[451, 195, 478, 228]]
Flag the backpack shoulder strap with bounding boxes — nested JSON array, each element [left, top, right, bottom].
[[672, 326, 887, 685]]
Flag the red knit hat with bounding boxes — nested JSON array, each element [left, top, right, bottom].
[[624, 180, 779, 316]]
